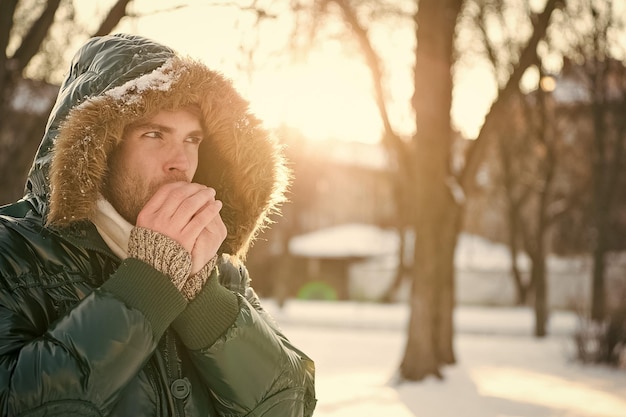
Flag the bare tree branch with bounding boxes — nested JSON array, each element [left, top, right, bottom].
[[12, 0, 62, 73], [94, 0, 133, 37], [126, 1, 276, 18], [329, 0, 404, 149], [0, 0, 18, 63], [459, 0, 562, 196], [475, 3, 501, 82], [0, 0, 18, 92]]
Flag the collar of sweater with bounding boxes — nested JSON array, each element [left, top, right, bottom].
[[92, 196, 133, 259]]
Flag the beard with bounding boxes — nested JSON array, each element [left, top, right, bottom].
[[102, 150, 188, 225]]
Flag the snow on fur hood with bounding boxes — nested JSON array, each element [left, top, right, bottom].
[[25, 33, 288, 259]]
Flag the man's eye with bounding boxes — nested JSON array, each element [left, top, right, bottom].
[[144, 131, 162, 139], [186, 136, 204, 145]]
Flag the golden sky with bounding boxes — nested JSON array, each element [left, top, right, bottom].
[[76, 0, 499, 143]]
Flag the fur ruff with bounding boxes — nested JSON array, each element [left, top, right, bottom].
[[48, 56, 289, 260]]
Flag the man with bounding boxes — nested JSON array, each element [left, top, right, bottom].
[[0, 33, 316, 417]]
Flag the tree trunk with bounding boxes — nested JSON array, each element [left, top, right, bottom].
[[497, 120, 531, 306], [590, 137, 611, 321], [381, 226, 408, 303], [435, 209, 461, 365], [505, 184, 530, 305], [511, 250, 529, 305], [510, 239, 529, 305], [532, 77, 555, 338], [532, 253, 547, 337], [401, 267, 441, 379], [591, 233, 607, 320], [0, 0, 18, 95], [399, 0, 462, 381], [590, 64, 609, 321], [402, 182, 461, 378], [382, 175, 414, 303]]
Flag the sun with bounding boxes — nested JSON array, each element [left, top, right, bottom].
[[105, 0, 493, 144], [244, 55, 383, 144]]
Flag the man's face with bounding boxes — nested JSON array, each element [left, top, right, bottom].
[[102, 107, 204, 224]]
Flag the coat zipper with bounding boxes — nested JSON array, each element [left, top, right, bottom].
[[147, 356, 166, 416], [164, 329, 187, 417]]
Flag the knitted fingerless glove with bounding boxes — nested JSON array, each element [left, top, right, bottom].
[[181, 254, 219, 301], [128, 226, 191, 291]]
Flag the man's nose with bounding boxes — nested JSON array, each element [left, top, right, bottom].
[[165, 144, 191, 173]]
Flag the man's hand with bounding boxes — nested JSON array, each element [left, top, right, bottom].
[[136, 181, 227, 275]]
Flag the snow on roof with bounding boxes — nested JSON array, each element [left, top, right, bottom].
[[289, 223, 398, 258], [288, 223, 517, 264], [288, 223, 596, 272], [289, 223, 497, 262], [288, 223, 531, 270]]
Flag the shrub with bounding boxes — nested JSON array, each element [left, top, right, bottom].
[[573, 306, 626, 368]]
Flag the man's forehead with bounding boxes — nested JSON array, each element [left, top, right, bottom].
[[126, 106, 203, 130]]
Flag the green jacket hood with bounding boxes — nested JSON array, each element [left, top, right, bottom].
[[26, 33, 288, 259]]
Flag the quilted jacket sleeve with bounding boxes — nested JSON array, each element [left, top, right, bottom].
[[172, 261, 317, 417], [0, 259, 187, 417]]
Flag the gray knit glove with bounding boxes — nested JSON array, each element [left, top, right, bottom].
[[128, 226, 191, 291], [181, 255, 219, 301]]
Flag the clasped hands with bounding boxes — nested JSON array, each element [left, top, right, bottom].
[[136, 182, 227, 276]]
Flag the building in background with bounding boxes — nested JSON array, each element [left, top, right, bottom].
[[247, 59, 626, 308], [246, 134, 396, 300]]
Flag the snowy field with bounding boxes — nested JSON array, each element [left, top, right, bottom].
[[263, 300, 626, 417]]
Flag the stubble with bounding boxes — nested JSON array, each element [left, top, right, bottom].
[[102, 149, 187, 224]]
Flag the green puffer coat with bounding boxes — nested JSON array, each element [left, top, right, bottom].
[[0, 34, 316, 417]]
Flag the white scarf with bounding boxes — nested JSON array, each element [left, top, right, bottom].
[[92, 196, 133, 259]]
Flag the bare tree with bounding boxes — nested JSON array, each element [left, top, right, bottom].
[[559, 0, 626, 321], [494, 94, 534, 306], [292, 0, 561, 380], [484, 77, 583, 335], [471, 1, 572, 335], [585, 4, 626, 322], [469, 1, 536, 307], [520, 72, 559, 337], [0, 0, 134, 204]]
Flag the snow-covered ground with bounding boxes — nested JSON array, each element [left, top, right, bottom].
[[263, 299, 626, 417]]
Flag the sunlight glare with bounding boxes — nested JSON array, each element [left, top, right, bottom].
[[247, 57, 382, 143], [314, 373, 414, 417], [452, 63, 497, 140], [77, 0, 498, 144], [472, 366, 626, 417]]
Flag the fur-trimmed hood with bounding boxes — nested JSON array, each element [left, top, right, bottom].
[[25, 33, 288, 259]]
